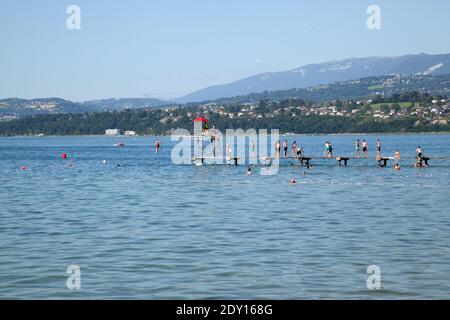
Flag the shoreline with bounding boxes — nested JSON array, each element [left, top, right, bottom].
[[1, 131, 450, 138]]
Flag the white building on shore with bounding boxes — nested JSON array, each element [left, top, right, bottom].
[[105, 129, 121, 136]]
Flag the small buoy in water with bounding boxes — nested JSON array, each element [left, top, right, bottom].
[[290, 178, 296, 184], [20, 166, 27, 171], [102, 160, 107, 164], [61, 153, 67, 160], [117, 164, 121, 167]]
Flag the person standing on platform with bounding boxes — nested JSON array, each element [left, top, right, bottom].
[[355, 139, 361, 158], [376, 138, 381, 160], [394, 150, 401, 165], [362, 140, 369, 158], [291, 141, 297, 158], [283, 140, 288, 158]]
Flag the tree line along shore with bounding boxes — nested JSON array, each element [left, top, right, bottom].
[[0, 91, 449, 136]]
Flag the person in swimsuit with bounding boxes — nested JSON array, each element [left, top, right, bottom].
[[394, 150, 401, 165], [296, 146, 303, 159], [328, 142, 333, 158], [283, 140, 288, 158], [416, 146, 422, 158], [250, 141, 256, 158], [155, 139, 161, 153], [355, 139, 361, 158], [291, 141, 297, 157], [362, 140, 368, 158], [275, 141, 280, 159], [324, 142, 330, 157], [376, 138, 381, 160]]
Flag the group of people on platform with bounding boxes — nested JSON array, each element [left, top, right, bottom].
[[274, 140, 304, 159], [272, 138, 427, 169]]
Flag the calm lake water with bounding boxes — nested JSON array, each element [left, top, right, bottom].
[[1, 134, 450, 299]]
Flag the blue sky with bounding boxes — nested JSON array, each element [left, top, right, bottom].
[[1, 0, 449, 101]]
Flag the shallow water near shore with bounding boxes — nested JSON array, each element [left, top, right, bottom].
[[1, 134, 450, 299]]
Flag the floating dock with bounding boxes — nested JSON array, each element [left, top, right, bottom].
[[192, 155, 432, 167]]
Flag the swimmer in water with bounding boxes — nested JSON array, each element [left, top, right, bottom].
[[246, 167, 252, 175], [394, 163, 401, 170]]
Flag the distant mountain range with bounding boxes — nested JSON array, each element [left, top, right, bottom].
[[205, 74, 450, 104], [175, 53, 450, 103], [0, 97, 167, 119], [2, 53, 450, 120], [1, 73, 450, 120]]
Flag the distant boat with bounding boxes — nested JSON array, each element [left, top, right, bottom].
[[114, 142, 125, 147]]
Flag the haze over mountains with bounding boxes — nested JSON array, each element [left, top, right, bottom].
[[175, 53, 450, 103]]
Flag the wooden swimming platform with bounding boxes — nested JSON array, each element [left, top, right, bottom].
[[415, 156, 430, 167], [377, 157, 391, 167], [192, 155, 434, 167], [336, 157, 350, 166], [193, 156, 240, 165]]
